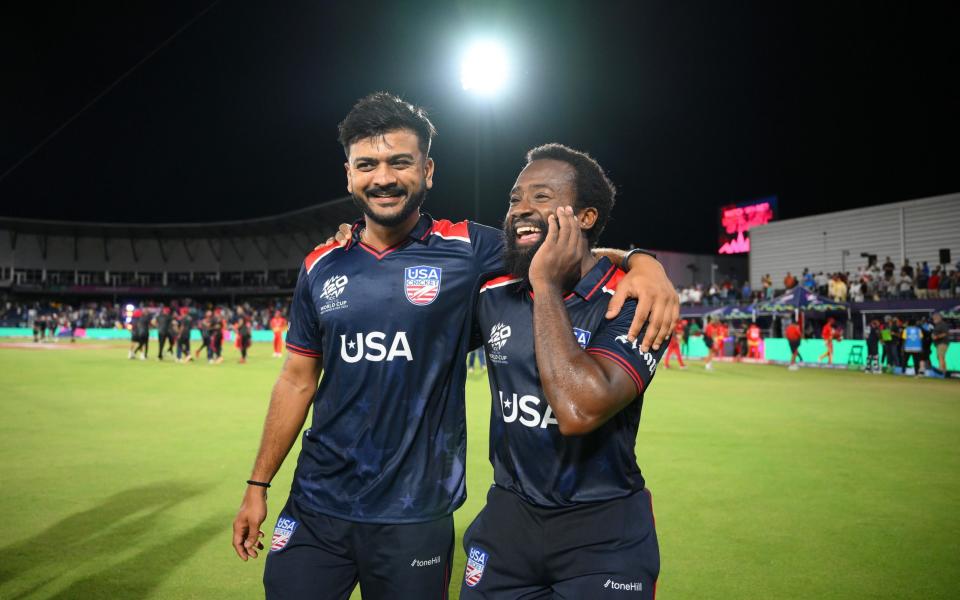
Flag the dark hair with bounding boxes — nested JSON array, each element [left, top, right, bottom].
[[338, 92, 437, 159], [525, 143, 616, 246]]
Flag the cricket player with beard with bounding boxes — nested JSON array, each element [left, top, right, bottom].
[[232, 93, 677, 599], [462, 144, 664, 599]]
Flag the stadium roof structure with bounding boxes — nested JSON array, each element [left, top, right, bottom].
[[0, 197, 357, 240]]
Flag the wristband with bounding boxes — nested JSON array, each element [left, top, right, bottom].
[[246, 479, 271, 488], [623, 248, 657, 270]]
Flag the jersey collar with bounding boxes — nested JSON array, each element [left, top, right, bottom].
[[570, 257, 618, 301], [349, 213, 436, 246]]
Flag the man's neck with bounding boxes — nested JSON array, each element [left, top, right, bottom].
[[360, 211, 422, 251]]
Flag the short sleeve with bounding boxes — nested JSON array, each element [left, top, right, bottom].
[[469, 222, 505, 276], [285, 266, 323, 358], [585, 300, 667, 395]]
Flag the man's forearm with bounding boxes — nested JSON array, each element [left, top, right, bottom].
[[593, 248, 659, 271], [249, 373, 315, 482], [531, 281, 613, 435]]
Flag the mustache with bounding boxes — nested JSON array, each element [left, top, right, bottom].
[[366, 185, 406, 197], [503, 215, 547, 233]]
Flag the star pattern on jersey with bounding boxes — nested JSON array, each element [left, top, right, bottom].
[[434, 429, 452, 457], [352, 439, 385, 476], [349, 497, 366, 517], [356, 395, 373, 414], [348, 339, 356, 350], [436, 456, 465, 493], [399, 493, 415, 510]]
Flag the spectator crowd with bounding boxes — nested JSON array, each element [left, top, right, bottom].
[[0, 297, 291, 335], [679, 255, 960, 306]]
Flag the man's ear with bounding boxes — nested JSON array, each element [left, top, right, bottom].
[[344, 162, 352, 194], [578, 207, 598, 233], [424, 157, 435, 190]]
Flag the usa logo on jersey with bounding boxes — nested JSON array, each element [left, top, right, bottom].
[[404, 266, 442, 306], [573, 327, 592, 348], [464, 546, 488, 587], [271, 516, 298, 552]]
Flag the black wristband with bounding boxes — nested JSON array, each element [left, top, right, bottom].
[[246, 479, 271, 488], [623, 248, 657, 269]]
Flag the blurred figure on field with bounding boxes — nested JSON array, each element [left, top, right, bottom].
[[195, 310, 213, 360], [269, 310, 287, 358], [129, 308, 149, 360], [819, 317, 838, 364], [880, 317, 895, 370], [210, 308, 225, 363], [865, 319, 881, 374], [703, 316, 726, 371], [920, 316, 933, 373], [176, 307, 193, 362], [902, 319, 924, 375], [746, 322, 762, 359], [785, 319, 802, 371], [663, 321, 685, 369], [931, 312, 951, 373], [33, 313, 46, 342], [156, 306, 174, 360], [237, 313, 252, 364], [467, 348, 486, 373]]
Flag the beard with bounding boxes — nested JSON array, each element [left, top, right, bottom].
[[502, 215, 548, 282], [351, 183, 427, 228]]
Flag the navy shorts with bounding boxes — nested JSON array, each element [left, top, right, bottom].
[[263, 496, 454, 600], [459, 486, 659, 599]]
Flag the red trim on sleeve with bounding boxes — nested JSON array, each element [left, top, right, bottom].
[[427, 219, 470, 242], [480, 275, 522, 292], [586, 347, 644, 393], [584, 264, 618, 299], [286, 342, 321, 358], [304, 241, 342, 274]]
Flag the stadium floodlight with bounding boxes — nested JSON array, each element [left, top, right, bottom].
[[461, 40, 509, 96]]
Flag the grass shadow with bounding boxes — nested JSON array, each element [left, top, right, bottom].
[[0, 481, 211, 598]]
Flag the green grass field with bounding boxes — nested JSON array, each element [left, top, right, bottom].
[[1, 341, 958, 599]]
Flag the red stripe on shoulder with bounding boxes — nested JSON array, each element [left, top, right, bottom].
[[602, 268, 627, 292], [480, 275, 522, 292], [304, 241, 342, 274], [428, 219, 471, 242]]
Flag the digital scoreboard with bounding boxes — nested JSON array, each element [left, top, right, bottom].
[[718, 196, 777, 254]]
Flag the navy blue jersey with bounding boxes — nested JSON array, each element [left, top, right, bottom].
[[477, 258, 665, 508], [285, 213, 504, 523]]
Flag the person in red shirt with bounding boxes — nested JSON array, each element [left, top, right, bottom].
[[704, 317, 726, 371], [818, 317, 837, 364], [663, 319, 686, 369], [746, 323, 762, 359], [785, 320, 803, 370], [269, 310, 288, 358]]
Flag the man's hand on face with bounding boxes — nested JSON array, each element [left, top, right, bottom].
[[529, 206, 587, 291]]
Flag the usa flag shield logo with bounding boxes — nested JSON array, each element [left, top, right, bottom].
[[464, 546, 488, 588], [271, 516, 298, 552], [404, 265, 442, 306]]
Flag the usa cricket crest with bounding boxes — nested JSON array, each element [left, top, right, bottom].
[[271, 516, 298, 552], [464, 546, 488, 588], [404, 265, 442, 306]]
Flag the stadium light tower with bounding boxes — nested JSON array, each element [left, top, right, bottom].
[[461, 40, 510, 96], [461, 40, 510, 221]]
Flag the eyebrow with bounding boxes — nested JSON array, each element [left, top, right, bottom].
[[510, 182, 557, 194], [352, 153, 416, 164]]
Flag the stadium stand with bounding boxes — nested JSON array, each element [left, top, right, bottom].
[[0, 197, 357, 298]]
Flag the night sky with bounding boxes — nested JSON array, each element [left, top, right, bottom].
[[2, 1, 958, 253]]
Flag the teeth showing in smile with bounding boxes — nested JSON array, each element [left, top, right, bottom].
[[515, 226, 541, 236]]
